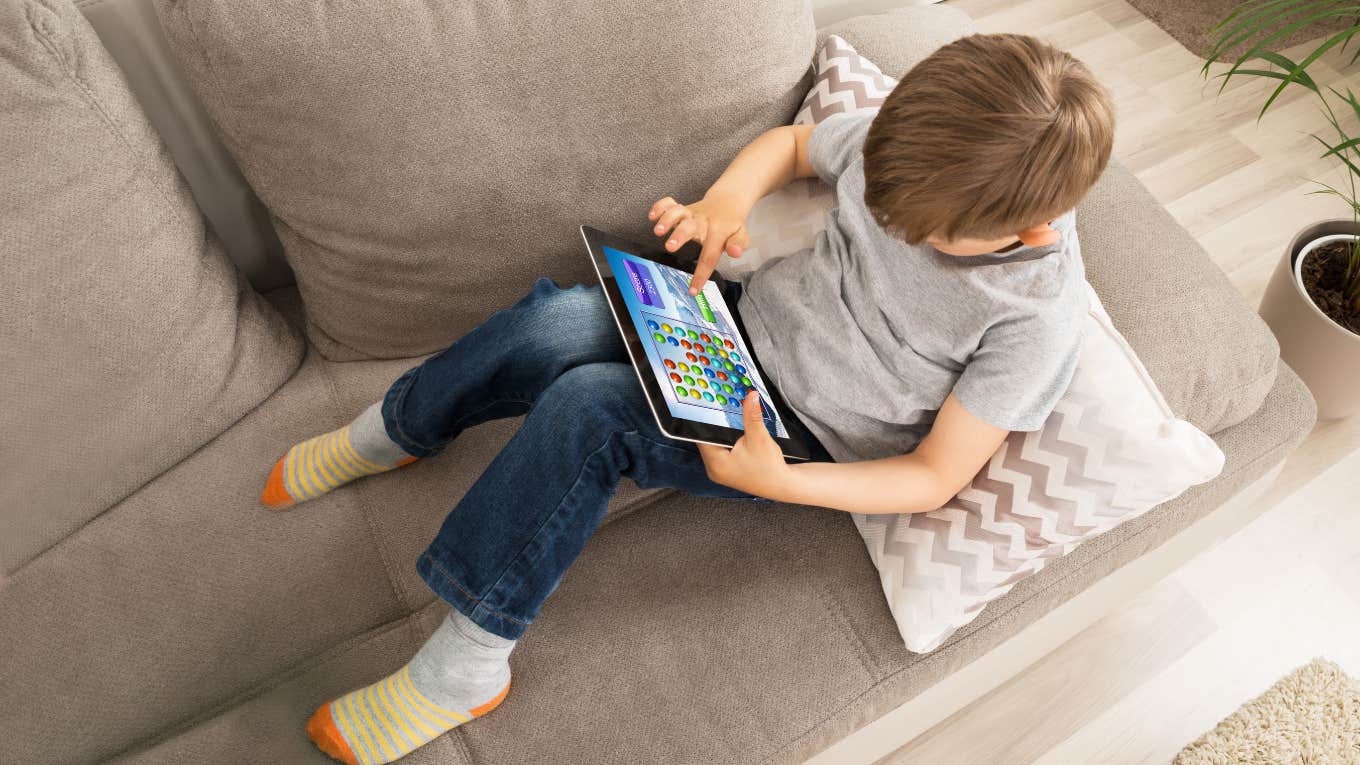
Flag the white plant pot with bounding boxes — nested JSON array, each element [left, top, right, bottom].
[[1258, 222, 1360, 420]]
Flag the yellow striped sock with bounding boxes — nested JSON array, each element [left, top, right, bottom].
[[306, 666, 511, 765], [261, 425, 415, 509]]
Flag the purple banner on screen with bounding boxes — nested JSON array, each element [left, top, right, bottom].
[[623, 258, 665, 308]]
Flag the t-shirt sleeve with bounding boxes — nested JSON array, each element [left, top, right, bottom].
[[951, 308, 1086, 432], [808, 112, 874, 185]]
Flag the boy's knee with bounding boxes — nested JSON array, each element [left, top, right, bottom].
[[518, 279, 607, 321]]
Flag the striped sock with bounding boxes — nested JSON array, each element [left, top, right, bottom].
[[307, 610, 514, 765], [261, 403, 417, 509]]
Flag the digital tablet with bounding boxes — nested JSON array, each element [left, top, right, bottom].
[[580, 225, 811, 461]]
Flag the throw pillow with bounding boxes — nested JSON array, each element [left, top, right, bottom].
[[0, 0, 304, 573], [732, 35, 896, 273], [851, 284, 1225, 653]]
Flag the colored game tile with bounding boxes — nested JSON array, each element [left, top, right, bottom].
[[653, 332, 666, 343], [685, 352, 697, 362], [678, 362, 689, 372], [733, 364, 745, 374], [716, 371, 728, 381], [669, 372, 682, 383], [684, 375, 695, 385], [730, 352, 740, 362], [664, 359, 676, 369], [700, 334, 711, 343], [722, 383, 733, 393], [687, 330, 699, 340], [647, 320, 659, 331], [697, 379, 708, 389], [667, 336, 680, 346], [716, 395, 728, 405], [681, 340, 692, 349], [702, 392, 715, 402], [741, 376, 752, 386], [723, 361, 734, 371], [698, 356, 709, 365], [724, 339, 734, 349], [661, 323, 673, 333], [703, 368, 715, 378], [676, 386, 688, 397]]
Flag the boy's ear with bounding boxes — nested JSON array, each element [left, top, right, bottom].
[[1017, 222, 1060, 247]]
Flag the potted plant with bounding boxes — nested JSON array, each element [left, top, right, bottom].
[[1205, 1, 1360, 419]]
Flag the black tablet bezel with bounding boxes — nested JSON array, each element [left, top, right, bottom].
[[580, 225, 811, 461]]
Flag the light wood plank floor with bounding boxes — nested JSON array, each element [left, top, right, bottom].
[[880, 0, 1360, 762]]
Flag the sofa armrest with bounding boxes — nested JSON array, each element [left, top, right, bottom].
[[816, 5, 975, 78]]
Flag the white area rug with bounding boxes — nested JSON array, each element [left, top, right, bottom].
[[1175, 658, 1360, 764]]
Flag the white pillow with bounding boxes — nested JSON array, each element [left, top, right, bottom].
[[852, 285, 1225, 653], [729, 36, 896, 273]]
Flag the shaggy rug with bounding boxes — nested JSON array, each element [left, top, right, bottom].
[[1174, 658, 1360, 764], [1124, 0, 1353, 60]]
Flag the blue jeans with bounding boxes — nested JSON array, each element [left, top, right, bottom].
[[381, 278, 830, 640]]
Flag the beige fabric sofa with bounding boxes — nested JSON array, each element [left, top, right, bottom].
[[0, 0, 1315, 763]]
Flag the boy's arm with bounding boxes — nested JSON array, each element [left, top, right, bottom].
[[650, 124, 817, 294], [699, 393, 1008, 515]]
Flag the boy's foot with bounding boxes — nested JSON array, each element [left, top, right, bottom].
[[261, 402, 418, 509], [307, 610, 515, 765]]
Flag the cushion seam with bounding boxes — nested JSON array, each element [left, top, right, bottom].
[[314, 357, 418, 622], [104, 603, 439, 761]]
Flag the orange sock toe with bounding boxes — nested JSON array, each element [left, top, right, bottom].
[[470, 678, 511, 716], [306, 703, 359, 765], [260, 458, 295, 509]]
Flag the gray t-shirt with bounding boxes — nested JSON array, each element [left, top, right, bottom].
[[738, 112, 1087, 463]]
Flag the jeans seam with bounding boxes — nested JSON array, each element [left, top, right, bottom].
[[447, 397, 534, 435], [421, 553, 530, 627]]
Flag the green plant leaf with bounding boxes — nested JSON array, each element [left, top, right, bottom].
[[1254, 26, 1360, 117], [1204, 0, 1334, 70]]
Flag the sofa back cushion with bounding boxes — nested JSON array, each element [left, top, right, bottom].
[[0, 0, 304, 574], [154, 0, 816, 360]]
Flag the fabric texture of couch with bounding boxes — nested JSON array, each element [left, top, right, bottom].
[[154, 0, 818, 361], [0, 2, 1316, 764], [0, 0, 303, 575]]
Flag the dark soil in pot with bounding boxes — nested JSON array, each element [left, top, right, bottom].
[[1300, 240, 1360, 336]]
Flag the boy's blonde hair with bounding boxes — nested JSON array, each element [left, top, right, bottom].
[[863, 33, 1115, 244]]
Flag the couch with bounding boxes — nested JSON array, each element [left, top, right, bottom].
[[0, 0, 1316, 763]]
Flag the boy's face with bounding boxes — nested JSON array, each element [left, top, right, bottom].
[[926, 221, 1060, 257]]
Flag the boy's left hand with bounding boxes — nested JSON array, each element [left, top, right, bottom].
[[697, 392, 792, 499]]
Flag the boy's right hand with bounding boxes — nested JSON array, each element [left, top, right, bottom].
[[648, 194, 751, 296]]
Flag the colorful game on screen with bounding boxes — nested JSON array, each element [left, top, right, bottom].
[[602, 245, 788, 438]]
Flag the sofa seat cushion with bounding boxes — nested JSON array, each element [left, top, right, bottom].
[[0, 0, 304, 575], [107, 365, 1313, 765], [154, 0, 816, 361], [0, 340, 663, 765]]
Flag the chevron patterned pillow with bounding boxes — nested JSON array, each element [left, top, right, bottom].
[[852, 285, 1225, 653], [726, 36, 896, 273]]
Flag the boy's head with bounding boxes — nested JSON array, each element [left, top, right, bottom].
[[862, 33, 1115, 256]]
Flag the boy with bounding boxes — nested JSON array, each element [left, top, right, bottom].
[[274, 33, 1114, 765]]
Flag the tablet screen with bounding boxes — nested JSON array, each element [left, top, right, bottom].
[[601, 245, 789, 438]]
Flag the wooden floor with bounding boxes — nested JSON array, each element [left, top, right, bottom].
[[879, 1, 1360, 763]]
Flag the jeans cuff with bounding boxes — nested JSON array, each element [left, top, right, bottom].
[[416, 550, 529, 641], [380, 367, 441, 458]]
